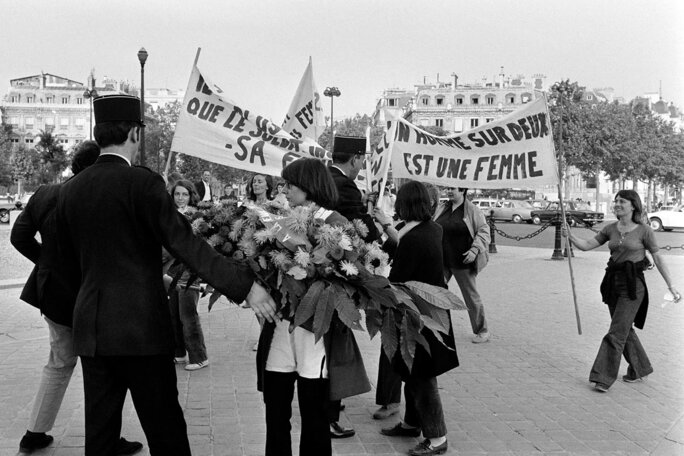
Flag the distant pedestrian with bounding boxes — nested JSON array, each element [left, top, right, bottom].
[[433, 187, 491, 343], [565, 190, 680, 392], [195, 170, 213, 201], [10, 140, 143, 455]]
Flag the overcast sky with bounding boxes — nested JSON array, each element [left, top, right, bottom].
[[1, 0, 682, 121]]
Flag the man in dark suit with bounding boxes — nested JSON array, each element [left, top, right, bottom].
[[328, 135, 381, 243], [326, 136, 382, 439], [11, 141, 143, 455], [194, 170, 212, 201], [56, 94, 277, 455]]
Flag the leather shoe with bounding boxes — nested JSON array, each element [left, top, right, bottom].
[[409, 439, 448, 455], [330, 421, 355, 438], [19, 431, 53, 452], [380, 422, 421, 437], [115, 437, 143, 455]]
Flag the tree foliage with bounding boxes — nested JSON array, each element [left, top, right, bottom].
[[34, 130, 68, 184]]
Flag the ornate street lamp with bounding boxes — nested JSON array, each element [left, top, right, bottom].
[[83, 85, 98, 140], [323, 86, 341, 149], [137, 47, 148, 166]]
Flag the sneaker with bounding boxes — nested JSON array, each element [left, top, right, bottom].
[[471, 331, 490, 343], [622, 373, 648, 383], [19, 431, 53, 453], [409, 438, 448, 455], [373, 403, 400, 420], [380, 422, 421, 438], [185, 360, 209, 371], [593, 382, 609, 392], [174, 356, 187, 364]]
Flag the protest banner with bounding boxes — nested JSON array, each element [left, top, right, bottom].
[[282, 57, 326, 142], [171, 62, 330, 176], [386, 98, 559, 189]]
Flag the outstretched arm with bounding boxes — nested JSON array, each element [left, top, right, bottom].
[[651, 252, 681, 302]]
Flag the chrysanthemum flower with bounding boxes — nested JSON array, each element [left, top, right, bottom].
[[294, 249, 311, 267], [352, 219, 369, 238], [207, 234, 225, 248], [339, 260, 359, 276]]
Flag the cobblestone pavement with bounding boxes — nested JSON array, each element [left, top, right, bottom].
[[0, 246, 682, 455]]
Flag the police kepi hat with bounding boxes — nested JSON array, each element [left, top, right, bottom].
[[332, 135, 366, 162], [93, 94, 142, 125]]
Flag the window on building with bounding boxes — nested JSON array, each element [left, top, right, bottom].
[[10, 95, 19, 103], [470, 118, 479, 128], [25, 138, 34, 144], [421, 97, 429, 106], [455, 96, 464, 105], [453, 118, 463, 133], [26, 96, 34, 103], [45, 117, 55, 126], [9, 117, 19, 127], [76, 98, 84, 105], [586, 94, 593, 100], [485, 118, 494, 123], [507, 94, 515, 104], [10, 138, 19, 143], [46, 96, 54, 104], [388, 98, 397, 107], [386, 121, 392, 130], [436, 118, 443, 127], [58, 139, 69, 144], [486, 95, 495, 105], [436, 96, 444, 106], [62, 96, 69, 104], [60, 118, 69, 130], [25, 117, 34, 128], [521, 93, 532, 103], [471, 96, 479, 105], [76, 118, 85, 130]]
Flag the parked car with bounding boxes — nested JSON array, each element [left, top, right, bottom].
[[530, 201, 604, 227], [471, 198, 502, 214], [649, 204, 684, 231], [490, 200, 535, 223], [0, 194, 32, 224]]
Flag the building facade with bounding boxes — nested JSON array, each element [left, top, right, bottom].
[[0, 72, 123, 149], [145, 88, 185, 111], [375, 70, 547, 133]]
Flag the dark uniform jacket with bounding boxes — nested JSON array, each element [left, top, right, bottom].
[[11, 184, 78, 326], [57, 155, 254, 357], [328, 166, 381, 243]]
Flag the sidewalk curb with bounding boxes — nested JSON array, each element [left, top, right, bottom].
[[0, 279, 26, 290]]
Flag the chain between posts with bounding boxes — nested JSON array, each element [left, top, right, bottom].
[[488, 217, 684, 251]]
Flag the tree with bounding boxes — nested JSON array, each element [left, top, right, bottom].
[[10, 145, 39, 194], [34, 130, 68, 184], [0, 123, 15, 190]]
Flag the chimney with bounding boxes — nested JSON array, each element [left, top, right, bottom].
[[451, 73, 458, 88], [423, 76, 426, 84], [437, 73, 440, 83], [499, 66, 504, 89]]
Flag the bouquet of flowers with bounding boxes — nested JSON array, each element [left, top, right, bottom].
[[172, 200, 464, 371]]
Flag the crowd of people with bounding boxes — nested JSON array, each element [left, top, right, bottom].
[[8, 92, 681, 456]]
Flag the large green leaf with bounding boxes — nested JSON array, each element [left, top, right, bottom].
[[404, 281, 465, 310], [365, 308, 383, 339], [294, 281, 325, 327], [380, 309, 399, 361], [332, 283, 362, 330], [420, 314, 450, 335], [313, 286, 335, 342], [398, 316, 415, 373]]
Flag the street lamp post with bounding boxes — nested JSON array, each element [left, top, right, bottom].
[[137, 47, 148, 166], [323, 87, 340, 149], [83, 87, 98, 140]]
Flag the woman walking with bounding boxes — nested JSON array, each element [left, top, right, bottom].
[[165, 180, 209, 371], [378, 180, 458, 456], [566, 190, 680, 392], [433, 188, 491, 343]]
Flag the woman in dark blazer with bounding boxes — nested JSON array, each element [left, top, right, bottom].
[[377, 180, 457, 456]]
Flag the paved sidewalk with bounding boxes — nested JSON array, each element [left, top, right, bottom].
[[0, 246, 682, 455]]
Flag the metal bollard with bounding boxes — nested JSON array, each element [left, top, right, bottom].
[[488, 210, 497, 254], [551, 214, 564, 260]]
